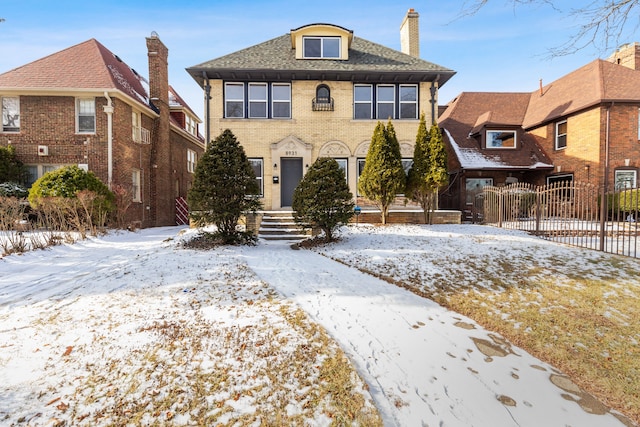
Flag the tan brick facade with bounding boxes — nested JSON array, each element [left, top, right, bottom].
[[208, 79, 437, 210]]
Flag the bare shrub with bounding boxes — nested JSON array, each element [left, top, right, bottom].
[[0, 196, 30, 255]]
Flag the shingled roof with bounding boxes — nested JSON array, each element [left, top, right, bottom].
[[0, 39, 151, 108], [440, 56, 640, 171], [523, 59, 640, 128], [440, 92, 553, 171], [187, 32, 455, 86]]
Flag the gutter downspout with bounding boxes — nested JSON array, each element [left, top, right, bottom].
[[103, 92, 114, 188], [202, 71, 211, 147], [430, 74, 440, 123]]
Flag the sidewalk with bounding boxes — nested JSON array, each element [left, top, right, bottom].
[[242, 240, 629, 427]]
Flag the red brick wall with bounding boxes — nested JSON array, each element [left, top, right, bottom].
[[530, 104, 640, 191]]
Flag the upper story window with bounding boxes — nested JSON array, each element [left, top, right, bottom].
[[187, 149, 197, 173], [486, 130, 517, 149], [399, 85, 418, 119], [272, 83, 291, 118], [555, 120, 567, 150], [225, 82, 291, 119], [1, 96, 20, 133], [225, 83, 245, 118], [303, 36, 340, 58], [377, 85, 395, 120], [313, 84, 334, 111], [186, 115, 197, 136], [354, 85, 373, 119], [132, 110, 140, 140], [76, 98, 96, 134], [249, 83, 268, 118], [353, 84, 418, 120]]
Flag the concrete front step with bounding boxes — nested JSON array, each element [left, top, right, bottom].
[[258, 213, 310, 241]]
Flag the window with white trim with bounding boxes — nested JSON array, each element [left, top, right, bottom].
[[555, 120, 567, 150], [132, 169, 141, 202], [334, 158, 348, 182], [377, 85, 395, 120], [399, 85, 418, 119], [354, 85, 373, 119], [353, 84, 419, 120], [615, 170, 637, 190], [248, 83, 268, 118], [357, 158, 366, 196], [186, 115, 197, 136], [224, 82, 291, 119], [249, 158, 264, 197], [1, 96, 20, 132], [187, 149, 197, 173], [132, 110, 140, 141], [303, 36, 340, 58], [225, 83, 244, 118], [76, 98, 96, 133], [272, 83, 291, 118], [486, 130, 517, 149]]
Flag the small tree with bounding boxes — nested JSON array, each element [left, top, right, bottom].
[[358, 120, 406, 224], [406, 115, 449, 224], [406, 114, 431, 223], [292, 157, 354, 242], [425, 122, 449, 218], [0, 144, 26, 184], [188, 129, 262, 244]]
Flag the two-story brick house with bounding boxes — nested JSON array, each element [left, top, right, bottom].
[[187, 9, 454, 211], [0, 34, 204, 228], [439, 42, 640, 215]]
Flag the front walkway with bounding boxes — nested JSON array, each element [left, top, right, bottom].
[[242, 240, 629, 427]]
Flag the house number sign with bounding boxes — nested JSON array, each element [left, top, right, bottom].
[[285, 151, 297, 156]]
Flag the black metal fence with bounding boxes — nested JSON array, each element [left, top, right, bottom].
[[476, 182, 640, 259]]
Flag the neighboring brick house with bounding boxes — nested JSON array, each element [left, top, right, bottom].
[[0, 34, 204, 228], [439, 42, 640, 216], [187, 9, 455, 211]]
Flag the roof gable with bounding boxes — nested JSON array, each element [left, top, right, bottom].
[[439, 92, 553, 170], [523, 59, 640, 128], [0, 39, 150, 106], [188, 31, 454, 85]]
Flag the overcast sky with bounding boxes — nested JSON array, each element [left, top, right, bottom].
[[1, 0, 636, 124]]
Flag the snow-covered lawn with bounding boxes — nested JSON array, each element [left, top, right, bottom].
[[1, 224, 638, 426]]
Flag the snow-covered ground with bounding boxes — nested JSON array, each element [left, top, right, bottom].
[[0, 224, 636, 426]]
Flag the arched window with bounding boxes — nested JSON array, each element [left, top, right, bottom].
[[316, 85, 330, 103], [313, 84, 333, 111]]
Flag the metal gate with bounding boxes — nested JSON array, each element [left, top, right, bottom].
[[479, 182, 639, 258]]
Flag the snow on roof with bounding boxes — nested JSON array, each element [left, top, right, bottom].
[[443, 128, 553, 170]]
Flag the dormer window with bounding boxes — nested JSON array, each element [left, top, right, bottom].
[[303, 36, 340, 58], [486, 130, 516, 149]]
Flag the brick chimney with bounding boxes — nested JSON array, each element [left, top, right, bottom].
[[607, 42, 640, 71], [400, 8, 420, 58], [146, 32, 173, 226]]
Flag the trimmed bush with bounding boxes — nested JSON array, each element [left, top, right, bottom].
[[292, 157, 354, 242]]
